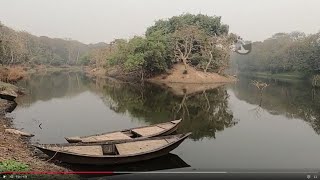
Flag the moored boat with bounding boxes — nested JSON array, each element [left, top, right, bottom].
[[33, 133, 191, 165], [65, 119, 182, 143]]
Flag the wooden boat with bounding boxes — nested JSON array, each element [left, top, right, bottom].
[[65, 119, 182, 143], [33, 133, 191, 165]]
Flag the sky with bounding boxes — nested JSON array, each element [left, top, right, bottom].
[[0, 0, 319, 44]]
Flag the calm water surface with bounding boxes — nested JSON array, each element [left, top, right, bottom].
[[7, 72, 320, 171]]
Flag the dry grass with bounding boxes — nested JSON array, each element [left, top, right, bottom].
[[84, 66, 106, 77], [0, 66, 27, 83]]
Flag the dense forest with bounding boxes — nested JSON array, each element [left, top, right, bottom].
[[0, 21, 106, 66], [232, 32, 320, 75], [2, 14, 320, 82]]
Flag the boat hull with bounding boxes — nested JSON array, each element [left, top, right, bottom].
[[35, 133, 190, 165]]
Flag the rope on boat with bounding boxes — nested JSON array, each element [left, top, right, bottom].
[[46, 151, 58, 162]]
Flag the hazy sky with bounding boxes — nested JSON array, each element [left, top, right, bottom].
[[1, 0, 319, 44]]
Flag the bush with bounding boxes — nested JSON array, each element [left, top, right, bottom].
[[0, 66, 26, 82], [0, 160, 30, 172]]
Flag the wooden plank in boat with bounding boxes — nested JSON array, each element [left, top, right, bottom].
[[165, 137, 180, 144], [50, 145, 103, 156], [171, 120, 181, 124], [116, 139, 168, 155], [131, 126, 164, 137], [81, 132, 131, 142], [156, 123, 174, 130]]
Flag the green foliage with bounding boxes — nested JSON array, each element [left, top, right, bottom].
[[0, 23, 103, 66], [232, 31, 320, 75], [125, 53, 145, 71], [0, 160, 30, 172], [107, 35, 170, 78], [98, 79, 237, 140], [146, 13, 229, 36], [105, 13, 233, 79], [79, 54, 90, 65]]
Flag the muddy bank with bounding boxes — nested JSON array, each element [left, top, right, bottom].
[[148, 63, 236, 84], [84, 63, 237, 96], [147, 64, 237, 96]]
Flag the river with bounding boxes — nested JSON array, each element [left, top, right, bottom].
[[6, 71, 320, 172]]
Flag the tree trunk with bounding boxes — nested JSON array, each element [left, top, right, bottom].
[[76, 49, 80, 63], [218, 66, 226, 74], [182, 58, 188, 72], [205, 54, 213, 73], [141, 68, 144, 81], [10, 50, 14, 64]]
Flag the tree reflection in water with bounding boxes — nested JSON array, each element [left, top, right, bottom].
[[233, 76, 320, 134], [14, 72, 239, 141], [97, 78, 238, 140]]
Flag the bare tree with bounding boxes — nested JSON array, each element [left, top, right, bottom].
[[201, 35, 234, 73], [173, 26, 205, 73]]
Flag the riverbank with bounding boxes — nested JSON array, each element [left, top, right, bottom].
[[0, 116, 70, 172], [84, 63, 237, 96], [148, 64, 236, 84], [147, 64, 237, 96], [1, 65, 83, 83], [0, 81, 72, 174]]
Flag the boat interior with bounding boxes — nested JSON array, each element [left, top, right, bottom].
[[49, 135, 181, 156], [78, 120, 180, 143]]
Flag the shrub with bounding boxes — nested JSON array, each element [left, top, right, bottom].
[[0, 160, 30, 172]]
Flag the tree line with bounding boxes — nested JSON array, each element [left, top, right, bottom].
[[1, 14, 238, 80], [0, 22, 105, 66], [232, 31, 320, 75]]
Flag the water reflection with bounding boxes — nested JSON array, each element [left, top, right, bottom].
[[66, 153, 190, 178], [8, 72, 320, 170], [12, 72, 320, 138], [97, 78, 238, 140], [233, 76, 320, 134], [11, 72, 238, 142], [16, 72, 90, 107]]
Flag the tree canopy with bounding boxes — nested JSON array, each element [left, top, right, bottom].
[[0, 21, 104, 66], [106, 14, 236, 80], [232, 31, 320, 74]]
